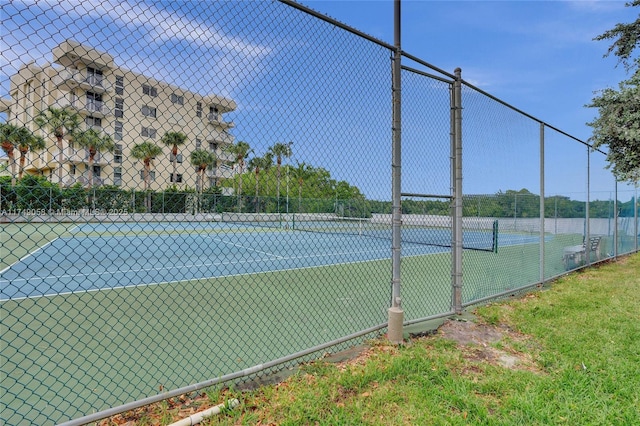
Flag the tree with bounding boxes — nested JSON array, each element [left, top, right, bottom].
[[131, 141, 162, 210], [291, 161, 310, 213], [15, 127, 46, 181], [248, 152, 273, 212], [160, 131, 187, 185], [588, 1, 640, 183], [225, 141, 252, 211], [190, 149, 216, 212], [74, 128, 114, 188], [1, 123, 19, 186], [34, 107, 81, 185], [268, 141, 293, 211], [594, 0, 640, 70]]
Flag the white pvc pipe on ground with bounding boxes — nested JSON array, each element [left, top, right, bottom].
[[168, 399, 240, 426]]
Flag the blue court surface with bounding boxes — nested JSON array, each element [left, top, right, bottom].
[[0, 221, 541, 301]]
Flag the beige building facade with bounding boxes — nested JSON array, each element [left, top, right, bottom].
[[5, 40, 237, 191]]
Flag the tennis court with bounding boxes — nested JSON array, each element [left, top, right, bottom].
[[1, 217, 550, 424], [2, 219, 456, 300]]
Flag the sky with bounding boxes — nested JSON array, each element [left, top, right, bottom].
[[1, 0, 637, 200], [305, 0, 631, 140], [305, 0, 636, 196]]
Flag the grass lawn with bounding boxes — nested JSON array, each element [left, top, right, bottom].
[[102, 252, 640, 425]]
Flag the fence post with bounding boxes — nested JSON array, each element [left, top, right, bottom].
[[452, 67, 463, 315], [586, 146, 591, 266], [614, 181, 618, 259], [635, 186, 638, 252], [387, 0, 403, 345], [539, 123, 545, 283]]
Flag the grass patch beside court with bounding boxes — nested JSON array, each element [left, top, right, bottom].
[[122, 252, 640, 425]]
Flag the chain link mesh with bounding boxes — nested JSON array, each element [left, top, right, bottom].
[[1, 1, 637, 424]]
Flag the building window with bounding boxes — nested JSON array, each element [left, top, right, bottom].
[[195, 138, 202, 149], [114, 167, 122, 186], [142, 84, 158, 97], [209, 142, 218, 152], [171, 93, 184, 105], [114, 121, 123, 141], [196, 102, 202, 118], [170, 173, 183, 183], [141, 126, 156, 139], [93, 165, 101, 177], [86, 67, 104, 86], [140, 170, 156, 181], [115, 75, 124, 95], [114, 144, 122, 163], [70, 164, 76, 175], [85, 115, 102, 129], [170, 153, 183, 163], [141, 105, 156, 118], [115, 98, 124, 118], [86, 92, 103, 113]]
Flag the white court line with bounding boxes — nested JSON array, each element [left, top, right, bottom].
[[0, 236, 62, 275], [1, 248, 394, 301], [0, 245, 390, 286], [208, 236, 285, 259]]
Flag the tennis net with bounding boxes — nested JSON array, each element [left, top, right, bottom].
[[292, 214, 498, 252]]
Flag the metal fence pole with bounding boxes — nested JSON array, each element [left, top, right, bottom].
[[635, 186, 638, 252], [539, 123, 545, 283], [586, 146, 591, 266], [614, 181, 618, 258], [452, 67, 463, 314], [387, 0, 403, 344]]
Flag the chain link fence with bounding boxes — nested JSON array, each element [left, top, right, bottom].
[[1, 1, 638, 424]]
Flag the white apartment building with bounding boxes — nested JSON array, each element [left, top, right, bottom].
[[5, 40, 237, 191]]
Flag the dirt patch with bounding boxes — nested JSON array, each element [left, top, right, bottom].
[[439, 319, 542, 373]]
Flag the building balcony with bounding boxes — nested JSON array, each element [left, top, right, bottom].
[[207, 113, 234, 129], [208, 165, 234, 179], [52, 148, 113, 166], [206, 130, 234, 145], [55, 97, 112, 117], [64, 175, 105, 187], [53, 69, 112, 93], [215, 151, 235, 162]]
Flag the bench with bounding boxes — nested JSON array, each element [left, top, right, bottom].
[[562, 236, 602, 271]]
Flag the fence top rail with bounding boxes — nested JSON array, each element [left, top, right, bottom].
[[278, 0, 394, 51], [459, 78, 607, 153], [400, 65, 454, 85], [401, 51, 456, 81], [283, 0, 601, 156]]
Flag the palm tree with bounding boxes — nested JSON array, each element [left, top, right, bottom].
[[268, 141, 293, 211], [225, 141, 252, 211], [190, 149, 216, 213], [74, 128, 115, 188], [0, 123, 19, 186], [34, 107, 81, 185], [131, 141, 162, 211], [291, 161, 310, 213], [248, 152, 273, 213], [160, 131, 187, 185], [16, 127, 46, 180]]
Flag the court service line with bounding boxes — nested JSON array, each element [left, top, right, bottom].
[[3, 250, 397, 302], [208, 236, 285, 259], [0, 245, 391, 287]]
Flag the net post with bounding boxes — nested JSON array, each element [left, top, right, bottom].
[[451, 67, 463, 315], [388, 0, 403, 345]]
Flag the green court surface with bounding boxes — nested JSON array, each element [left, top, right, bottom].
[[0, 220, 594, 425]]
